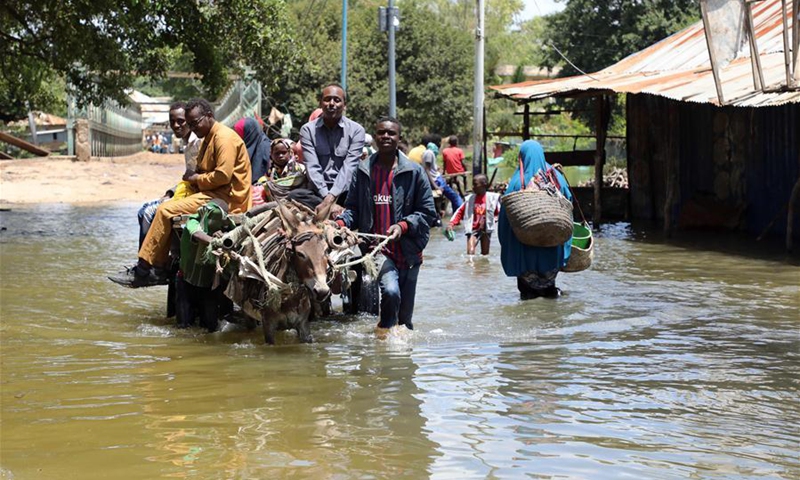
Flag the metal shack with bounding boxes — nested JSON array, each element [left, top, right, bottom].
[[491, 0, 799, 247]]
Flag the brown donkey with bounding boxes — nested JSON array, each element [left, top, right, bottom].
[[257, 201, 333, 344]]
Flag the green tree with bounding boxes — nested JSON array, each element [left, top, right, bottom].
[[271, 0, 345, 124], [132, 52, 206, 101], [420, 0, 525, 83], [349, 0, 475, 141], [494, 16, 547, 69], [274, 0, 475, 142], [531, 0, 700, 133], [0, 0, 299, 122], [541, 0, 700, 75]]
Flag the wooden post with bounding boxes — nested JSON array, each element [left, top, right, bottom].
[[793, 0, 799, 84], [593, 95, 610, 230], [523, 103, 530, 140], [744, 2, 765, 90], [700, 0, 726, 104], [662, 101, 680, 236], [782, 0, 793, 88]]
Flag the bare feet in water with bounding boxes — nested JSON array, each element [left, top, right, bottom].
[[374, 325, 412, 340], [375, 326, 392, 340]]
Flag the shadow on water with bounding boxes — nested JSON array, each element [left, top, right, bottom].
[[1, 205, 799, 479]]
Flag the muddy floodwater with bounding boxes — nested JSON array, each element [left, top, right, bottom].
[[1, 204, 798, 479]]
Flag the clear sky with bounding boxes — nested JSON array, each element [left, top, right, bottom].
[[519, 0, 565, 20]]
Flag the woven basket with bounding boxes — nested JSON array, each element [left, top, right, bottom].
[[563, 233, 593, 272], [502, 189, 574, 247]]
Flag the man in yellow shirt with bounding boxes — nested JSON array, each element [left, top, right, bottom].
[[407, 133, 440, 164], [110, 98, 252, 288], [407, 142, 426, 164]]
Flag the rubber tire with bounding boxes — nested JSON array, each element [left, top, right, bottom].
[[358, 273, 380, 316]]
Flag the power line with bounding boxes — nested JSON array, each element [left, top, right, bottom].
[[531, 0, 597, 80], [547, 41, 599, 80]]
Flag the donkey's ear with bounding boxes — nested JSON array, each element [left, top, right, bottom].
[[314, 200, 334, 224], [277, 201, 300, 237]]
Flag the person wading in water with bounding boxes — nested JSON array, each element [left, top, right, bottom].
[[335, 117, 437, 338]]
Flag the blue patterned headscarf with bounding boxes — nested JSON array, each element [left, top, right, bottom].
[[498, 140, 573, 277], [506, 140, 570, 198]]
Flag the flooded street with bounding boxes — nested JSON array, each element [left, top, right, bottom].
[[1, 204, 798, 479]]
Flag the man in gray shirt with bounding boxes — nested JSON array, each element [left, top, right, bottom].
[[299, 83, 366, 217]]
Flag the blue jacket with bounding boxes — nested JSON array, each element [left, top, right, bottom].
[[338, 151, 437, 266]]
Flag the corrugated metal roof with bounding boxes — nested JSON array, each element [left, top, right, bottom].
[[7, 111, 67, 127], [491, 0, 799, 107]]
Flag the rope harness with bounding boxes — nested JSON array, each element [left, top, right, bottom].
[[330, 232, 391, 279]]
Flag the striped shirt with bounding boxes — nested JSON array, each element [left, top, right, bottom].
[[372, 162, 405, 268]]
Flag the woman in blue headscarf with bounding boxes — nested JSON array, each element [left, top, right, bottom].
[[497, 140, 573, 299], [234, 117, 270, 183]]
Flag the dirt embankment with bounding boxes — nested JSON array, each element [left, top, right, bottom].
[[0, 152, 185, 206]]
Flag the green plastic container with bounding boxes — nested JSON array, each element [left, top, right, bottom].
[[443, 228, 456, 242], [572, 222, 592, 249]]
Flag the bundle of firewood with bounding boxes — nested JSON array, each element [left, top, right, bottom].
[[578, 168, 628, 188]]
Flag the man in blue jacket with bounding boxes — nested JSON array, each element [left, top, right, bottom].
[[337, 117, 437, 337]]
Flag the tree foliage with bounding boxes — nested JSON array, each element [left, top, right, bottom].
[[350, 0, 475, 142], [494, 16, 547, 69], [541, 0, 700, 76], [417, 0, 525, 85], [275, 0, 476, 143], [514, 0, 702, 134], [3, 0, 697, 145], [0, 0, 299, 122]]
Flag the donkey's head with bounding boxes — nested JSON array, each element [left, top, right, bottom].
[[277, 202, 332, 301]]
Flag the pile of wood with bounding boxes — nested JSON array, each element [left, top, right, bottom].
[[578, 167, 628, 188], [212, 203, 300, 314], [210, 201, 358, 314]]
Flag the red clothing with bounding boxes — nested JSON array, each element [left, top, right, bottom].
[[442, 146, 466, 174], [471, 194, 487, 232], [372, 163, 406, 267], [450, 193, 490, 232]]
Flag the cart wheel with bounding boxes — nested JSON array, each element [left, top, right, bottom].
[[358, 273, 380, 316]]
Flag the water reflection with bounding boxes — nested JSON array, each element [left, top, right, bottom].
[[1, 205, 798, 479]]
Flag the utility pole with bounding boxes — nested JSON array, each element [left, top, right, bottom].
[[341, 0, 348, 90], [472, 0, 485, 174], [388, 0, 397, 117]]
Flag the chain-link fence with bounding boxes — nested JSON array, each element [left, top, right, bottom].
[[215, 80, 262, 128]]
